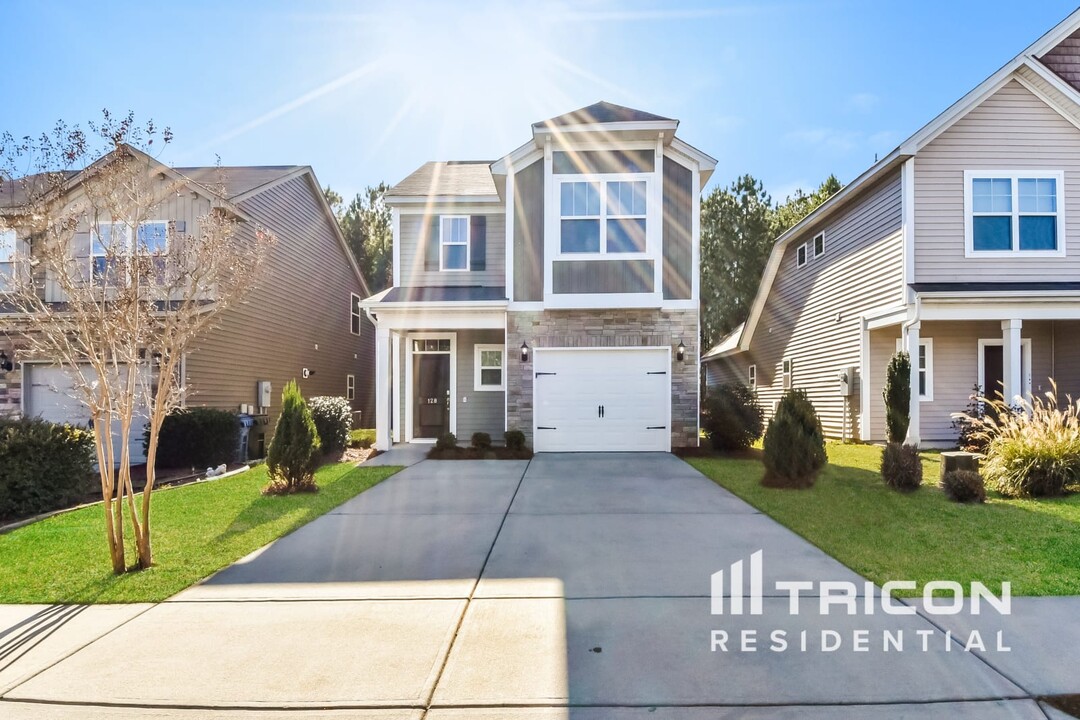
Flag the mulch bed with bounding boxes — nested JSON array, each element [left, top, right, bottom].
[[427, 447, 534, 460]]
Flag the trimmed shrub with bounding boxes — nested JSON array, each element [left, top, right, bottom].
[[0, 417, 95, 520], [308, 396, 353, 453], [471, 432, 492, 450], [880, 442, 923, 492], [265, 380, 321, 494], [435, 433, 457, 451], [349, 428, 375, 449], [702, 383, 764, 451], [883, 351, 911, 443], [504, 429, 526, 451], [762, 390, 826, 488], [941, 470, 986, 503], [149, 408, 240, 469], [980, 388, 1080, 498]]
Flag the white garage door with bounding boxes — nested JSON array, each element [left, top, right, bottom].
[[25, 365, 150, 465], [533, 348, 671, 452]]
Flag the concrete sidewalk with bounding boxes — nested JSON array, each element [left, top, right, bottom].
[[0, 453, 1076, 718]]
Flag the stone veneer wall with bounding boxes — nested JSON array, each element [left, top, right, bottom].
[[0, 336, 24, 417], [506, 308, 699, 448]]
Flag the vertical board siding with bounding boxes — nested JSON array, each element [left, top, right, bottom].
[[184, 175, 368, 433], [552, 259, 653, 294], [662, 157, 693, 299], [398, 212, 505, 287], [513, 159, 545, 301], [455, 329, 506, 441], [914, 80, 1080, 282], [708, 170, 904, 440]]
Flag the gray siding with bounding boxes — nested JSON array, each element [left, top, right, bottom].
[[914, 80, 1080, 282], [552, 259, 653, 294], [398, 212, 505, 287], [662, 157, 693, 300], [185, 174, 369, 434], [711, 169, 904, 440], [455, 329, 505, 441], [513, 159, 544, 301], [1053, 321, 1080, 397], [1039, 28, 1080, 92]]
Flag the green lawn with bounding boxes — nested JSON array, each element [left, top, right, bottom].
[[686, 444, 1080, 596], [0, 462, 400, 604]]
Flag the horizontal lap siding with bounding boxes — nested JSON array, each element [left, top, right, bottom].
[[734, 170, 904, 440], [455, 329, 505, 441], [399, 213, 505, 287], [914, 80, 1080, 282], [185, 175, 368, 432]]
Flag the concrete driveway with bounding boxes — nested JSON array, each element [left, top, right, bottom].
[[0, 453, 1074, 718]]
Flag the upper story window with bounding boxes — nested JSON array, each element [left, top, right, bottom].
[[559, 178, 648, 255], [350, 293, 362, 335], [748, 364, 757, 391], [966, 172, 1064, 256], [92, 221, 169, 284], [796, 244, 807, 267], [440, 216, 469, 271], [813, 232, 825, 258], [0, 229, 16, 291]]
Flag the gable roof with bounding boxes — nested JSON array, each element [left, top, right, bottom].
[[712, 7, 1080, 361], [173, 165, 299, 200], [385, 161, 499, 203], [533, 101, 675, 128]]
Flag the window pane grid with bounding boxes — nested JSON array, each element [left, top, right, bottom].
[[972, 175, 1059, 253], [560, 179, 647, 255]]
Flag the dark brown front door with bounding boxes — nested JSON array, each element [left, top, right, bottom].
[[415, 354, 450, 438], [983, 344, 1004, 402]]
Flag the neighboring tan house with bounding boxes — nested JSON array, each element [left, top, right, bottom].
[[703, 9, 1080, 447], [362, 102, 715, 452], [0, 155, 374, 462]]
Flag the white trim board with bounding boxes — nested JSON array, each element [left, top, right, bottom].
[[977, 337, 1032, 400], [404, 332, 457, 442]]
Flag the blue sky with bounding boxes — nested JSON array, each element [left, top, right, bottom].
[[2, 1, 1078, 202]]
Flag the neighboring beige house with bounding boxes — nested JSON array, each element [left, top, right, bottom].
[[363, 102, 716, 452], [0, 155, 374, 462], [704, 9, 1080, 447]]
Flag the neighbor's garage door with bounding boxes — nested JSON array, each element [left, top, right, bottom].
[[25, 364, 149, 465], [533, 348, 670, 452]]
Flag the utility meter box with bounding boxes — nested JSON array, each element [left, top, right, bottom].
[[257, 380, 272, 409], [838, 367, 857, 397]]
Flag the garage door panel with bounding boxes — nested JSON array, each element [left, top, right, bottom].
[[534, 349, 670, 453]]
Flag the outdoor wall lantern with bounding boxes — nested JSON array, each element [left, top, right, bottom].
[[676, 340, 686, 363], [0, 350, 12, 373], [520, 342, 530, 363]]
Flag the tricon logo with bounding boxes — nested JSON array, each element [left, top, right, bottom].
[[710, 550, 764, 615]]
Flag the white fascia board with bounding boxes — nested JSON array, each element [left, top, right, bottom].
[[920, 298, 1080, 321], [491, 141, 541, 176], [395, 202, 505, 216], [669, 137, 717, 174], [385, 194, 502, 205], [360, 299, 508, 310], [369, 307, 506, 330], [533, 120, 679, 140]]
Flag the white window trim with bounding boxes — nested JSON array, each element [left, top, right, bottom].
[[403, 331, 457, 443], [813, 231, 825, 257], [796, 243, 808, 268], [474, 343, 505, 391], [92, 220, 170, 283], [782, 358, 792, 389], [896, 337, 934, 402], [350, 292, 362, 336], [977, 338, 1033, 402], [748, 363, 757, 391], [0, 228, 17, 294], [439, 215, 470, 272], [554, 174, 652, 260], [963, 170, 1066, 258], [346, 373, 355, 401]]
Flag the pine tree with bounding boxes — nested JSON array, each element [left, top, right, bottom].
[[266, 380, 321, 494]]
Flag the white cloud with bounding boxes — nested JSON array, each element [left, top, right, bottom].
[[846, 92, 880, 113]]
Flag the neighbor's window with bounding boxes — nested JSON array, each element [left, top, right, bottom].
[[351, 293, 362, 335], [0, 229, 16, 291], [813, 232, 825, 257], [440, 216, 469, 271], [475, 344, 504, 391], [782, 358, 792, 389], [796, 244, 807, 267], [748, 364, 757, 391], [559, 179, 647, 254], [137, 221, 168, 283], [896, 338, 934, 401], [346, 374, 355, 401], [92, 221, 170, 284], [969, 173, 1062, 254]]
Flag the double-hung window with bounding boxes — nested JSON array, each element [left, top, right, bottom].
[[93, 221, 169, 284], [748, 364, 757, 392], [350, 293, 362, 335], [0, 229, 16, 292], [896, 338, 934, 401], [346, 374, 355, 401], [782, 358, 792, 389], [137, 221, 168, 283], [474, 344, 504, 391], [440, 216, 469, 271], [967, 172, 1064, 255], [559, 179, 647, 255]]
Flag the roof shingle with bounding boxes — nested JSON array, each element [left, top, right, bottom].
[[387, 161, 497, 198]]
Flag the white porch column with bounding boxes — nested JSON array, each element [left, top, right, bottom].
[[391, 332, 403, 443], [375, 325, 392, 451], [904, 322, 921, 446], [1002, 319, 1023, 405]]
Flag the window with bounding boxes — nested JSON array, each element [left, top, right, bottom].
[[796, 244, 807, 267], [896, 338, 934, 401], [748, 364, 757, 391], [0, 229, 16, 291], [967, 172, 1064, 255], [813, 232, 825, 257], [782, 358, 792, 389], [440, 216, 469, 271], [559, 178, 647, 255], [137, 221, 168, 283], [346, 374, 355, 401], [92, 221, 169, 284], [413, 338, 450, 352], [350, 293, 362, 335], [474, 344, 504, 391]]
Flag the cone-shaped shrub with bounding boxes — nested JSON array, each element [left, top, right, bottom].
[[883, 351, 911, 443], [265, 380, 321, 494], [762, 389, 826, 488]]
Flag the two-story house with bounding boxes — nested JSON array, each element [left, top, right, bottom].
[[0, 148, 374, 462], [363, 102, 715, 452], [703, 9, 1080, 447]]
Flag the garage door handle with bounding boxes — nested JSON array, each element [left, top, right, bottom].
[[537, 426, 557, 430], [647, 426, 667, 430], [536, 372, 557, 378], [647, 371, 667, 375]]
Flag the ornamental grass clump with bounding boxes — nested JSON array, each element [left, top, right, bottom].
[[968, 383, 1080, 498]]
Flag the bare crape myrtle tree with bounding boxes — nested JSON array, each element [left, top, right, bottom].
[[0, 112, 275, 573]]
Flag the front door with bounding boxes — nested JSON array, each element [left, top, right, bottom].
[[980, 340, 1031, 407], [415, 354, 450, 439]]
